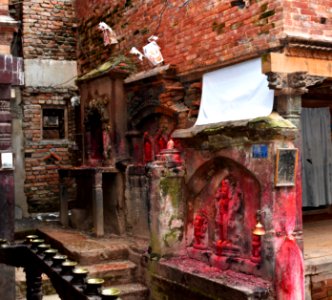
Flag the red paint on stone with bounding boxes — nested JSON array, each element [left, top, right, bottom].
[[275, 237, 304, 300], [143, 132, 153, 163], [193, 211, 208, 250]]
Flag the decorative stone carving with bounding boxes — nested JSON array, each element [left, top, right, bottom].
[[193, 210, 208, 250], [266, 71, 326, 95], [215, 177, 243, 256], [215, 178, 230, 243]]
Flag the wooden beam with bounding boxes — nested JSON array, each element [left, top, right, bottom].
[[262, 52, 332, 78]]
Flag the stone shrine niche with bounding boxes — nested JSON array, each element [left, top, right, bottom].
[[84, 94, 112, 166], [129, 110, 177, 165], [186, 157, 261, 274]]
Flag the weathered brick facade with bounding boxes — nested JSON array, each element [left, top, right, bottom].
[[75, 0, 332, 76], [283, 0, 332, 39], [22, 0, 77, 60], [72, 1, 332, 300], [16, 0, 78, 213], [23, 87, 77, 212], [75, 0, 283, 76]]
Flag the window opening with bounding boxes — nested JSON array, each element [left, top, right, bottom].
[[42, 108, 65, 140]]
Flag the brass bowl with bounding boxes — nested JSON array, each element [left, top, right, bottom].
[[44, 248, 58, 260], [101, 287, 121, 299], [87, 278, 104, 285], [30, 239, 45, 250], [31, 238, 44, 243], [25, 235, 38, 243], [61, 260, 77, 275], [52, 254, 67, 269], [37, 243, 50, 254], [71, 267, 89, 286], [62, 260, 77, 267], [53, 254, 67, 260], [85, 278, 105, 295], [73, 267, 89, 275]]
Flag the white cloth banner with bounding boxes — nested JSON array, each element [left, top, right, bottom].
[[195, 58, 274, 125]]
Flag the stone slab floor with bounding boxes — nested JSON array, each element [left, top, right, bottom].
[[304, 215, 332, 263]]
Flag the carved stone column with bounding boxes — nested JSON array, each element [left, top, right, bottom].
[[148, 143, 186, 257], [266, 71, 326, 251], [267, 71, 326, 128]]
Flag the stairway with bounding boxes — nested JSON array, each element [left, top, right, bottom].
[[15, 226, 149, 300]]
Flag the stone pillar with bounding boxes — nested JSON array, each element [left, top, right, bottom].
[[92, 170, 104, 237], [268, 71, 325, 128], [59, 174, 69, 227], [266, 71, 326, 300], [148, 144, 186, 257], [268, 71, 326, 234], [276, 94, 302, 129]]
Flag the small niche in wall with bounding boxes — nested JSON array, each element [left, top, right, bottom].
[[275, 148, 298, 187], [42, 108, 66, 140]]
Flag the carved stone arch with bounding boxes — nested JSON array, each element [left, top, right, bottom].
[[128, 104, 179, 164], [130, 104, 178, 129], [186, 156, 261, 258]]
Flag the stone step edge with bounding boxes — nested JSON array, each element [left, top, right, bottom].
[[104, 282, 149, 297], [35, 229, 130, 264]]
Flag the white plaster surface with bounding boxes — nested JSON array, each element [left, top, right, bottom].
[[24, 59, 77, 88]]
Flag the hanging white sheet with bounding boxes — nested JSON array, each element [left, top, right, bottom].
[[195, 58, 274, 125]]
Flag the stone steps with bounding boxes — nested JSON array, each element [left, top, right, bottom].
[[16, 226, 149, 299], [82, 260, 137, 286], [36, 228, 130, 265]]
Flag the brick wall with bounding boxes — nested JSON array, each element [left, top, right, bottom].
[[23, 87, 77, 212], [74, 0, 332, 77], [75, 0, 284, 76], [18, 0, 78, 213], [22, 0, 77, 60], [283, 0, 332, 40]]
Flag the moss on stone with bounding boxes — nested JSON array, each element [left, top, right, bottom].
[[77, 55, 136, 82], [150, 232, 161, 254], [160, 177, 181, 207], [163, 229, 181, 247], [249, 113, 296, 129]]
